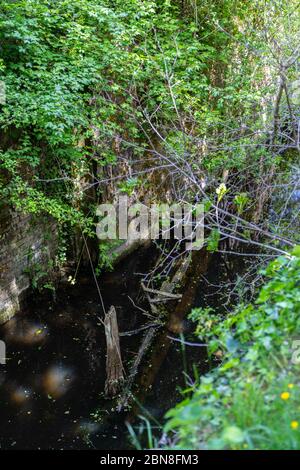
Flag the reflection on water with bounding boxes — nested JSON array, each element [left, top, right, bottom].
[[42, 365, 75, 399], [0, 248, 238, 449], [3, 318, 48, 345], [0, 247, 161, 449], [9, 384, 32, 406]]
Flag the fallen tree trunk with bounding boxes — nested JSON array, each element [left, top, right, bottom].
[[126, 248, 210, 421], [104, 306, 124, 397], [141, 284, 182, 299], [117, 326, 158, 410], [117, 253, 193, 410]]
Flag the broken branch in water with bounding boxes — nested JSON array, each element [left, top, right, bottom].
[[167, 335, 207, 347], [141, 283, 182, 299], [117, 326, 157, 411], [149, 297, 181, 304], [104, 306, 124, 397], [119, 323, 160, 336], [118, 256, 193, 411]]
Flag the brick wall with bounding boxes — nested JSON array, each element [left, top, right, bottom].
[[0, 204, 57, 323]]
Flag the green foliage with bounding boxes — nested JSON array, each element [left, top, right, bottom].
[[23, 261, 48, 290], [118, 178, 140, 196], [188, 307, 219, 338], [164, 249, 300, 449], [216, 183, 228, 203], [96, 240, 123, 273], [207, 229, 221, 252], [1, 0, 296, 260], [0, 0, 260, 226], [23, 253, 56, 292], [234, 192, 250, 215], [0, 0, 299, 451]]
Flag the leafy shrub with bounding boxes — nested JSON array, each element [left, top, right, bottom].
[[165, 248, 300, 450]]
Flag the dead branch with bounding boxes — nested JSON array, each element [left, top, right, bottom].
[[104, 306, 124, 397], [141, 283, 182, 299]]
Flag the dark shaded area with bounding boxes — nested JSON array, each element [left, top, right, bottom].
[[0, 247, 246, 449]]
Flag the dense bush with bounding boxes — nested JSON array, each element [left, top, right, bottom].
[[165, 248, 300, 449]]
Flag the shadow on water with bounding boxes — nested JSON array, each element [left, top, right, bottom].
[[0, 246, 247, 449]]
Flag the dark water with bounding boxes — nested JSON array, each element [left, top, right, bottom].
[[0, 247, 240, 450]]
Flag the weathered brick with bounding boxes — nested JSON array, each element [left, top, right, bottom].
[[0, 205, 57, 323]]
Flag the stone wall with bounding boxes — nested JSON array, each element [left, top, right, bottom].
[[0, 204, 57, 323]]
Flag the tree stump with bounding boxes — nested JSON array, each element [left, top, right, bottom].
[[104, 306, 124, 397]]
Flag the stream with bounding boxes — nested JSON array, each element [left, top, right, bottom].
[[0, 245, 243, 449]]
